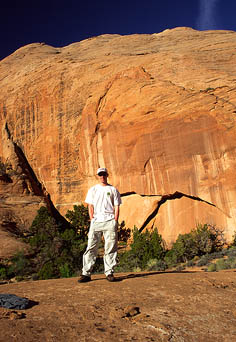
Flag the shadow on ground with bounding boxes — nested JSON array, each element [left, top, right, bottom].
[[91, 270, 196, 282]]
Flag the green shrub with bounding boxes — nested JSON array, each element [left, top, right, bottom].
[[165, 224, 223, 266], [59, 263, 72, 278], [65, 204, 90, 239], [225, 247, 236, 258], [146, 258, 167, 271], [207, 263, 217, 272], [117, 221, 131, 242], [197, 254, 212, 267], [0, 266, 7, 280], [215, 258, 230, 270], [227, 257, 236, 269], [164, 249, 178, 268], [132, 228, 165, 262], [38, 262, 55, 280], [29, 207, 60, 249], [209, 250, 226, 259], [116, 251, 142, 272], [7, 205, 90, 280], [186, 259, 195, 267], [7, 250, 32, 278], [117, 227, 166, 271], [206, 256, 236, 272], [33, 206, 90, 279]]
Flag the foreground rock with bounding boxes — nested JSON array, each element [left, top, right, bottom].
[[0, 270, 235, 341], [1, 28, 236, 246]]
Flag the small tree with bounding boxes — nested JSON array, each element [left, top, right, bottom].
[[118, 227, 166, 271], [65, 204, 90, 240], [165, 223, 224, 266], [29, 206, 60, 251], [8, 205, 90, 280]]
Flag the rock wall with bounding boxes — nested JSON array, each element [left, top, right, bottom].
[[0, 123, 68, 258], [1, 27, 236, 245], [0, 124, 46, 258]]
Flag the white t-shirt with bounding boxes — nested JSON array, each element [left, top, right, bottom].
[[85, 184, 122, 223]]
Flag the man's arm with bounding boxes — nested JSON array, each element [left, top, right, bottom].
[[88, 204, 94, 221], [114, 205, 120, 222]]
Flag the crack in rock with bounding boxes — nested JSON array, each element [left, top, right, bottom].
[[121, 190, 228, 232], [139, 191, 218, 232]]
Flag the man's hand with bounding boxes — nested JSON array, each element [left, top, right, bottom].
[[114, 205, 120, 222], [88, 204, 94, 221]]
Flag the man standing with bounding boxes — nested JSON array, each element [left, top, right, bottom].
[[78, 167, 122, 283]]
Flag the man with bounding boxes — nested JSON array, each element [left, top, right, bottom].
[[78, 167, 122, 283]]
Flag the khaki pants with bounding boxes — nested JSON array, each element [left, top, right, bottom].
[[82, 219, 118, 276]]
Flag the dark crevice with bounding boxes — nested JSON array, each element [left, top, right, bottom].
[[13, 143, 43, 197], [143, 158, 150, 171], [13, 143, 69, 226], [139, 191, 217, 232], [120, 189, 219, 232], [4, 122, 11, 139], [121, 191, 161, 198], [140, 194, 161, 197], [1, 220, 22, 237], [0, 174, 12, 183], [95, 122, 101, 134], [95, 88, 110, 118], [121, 192, 137, 197]]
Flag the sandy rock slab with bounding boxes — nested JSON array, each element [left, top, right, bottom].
[[0, 270, 236, 341], [0, 307, 25, 320]]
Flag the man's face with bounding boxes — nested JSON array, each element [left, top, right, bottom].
[[98, 172, 108, 185]]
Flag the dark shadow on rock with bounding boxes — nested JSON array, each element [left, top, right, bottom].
[[88, 270, 197, 282], [115, 270, 196, 281], [26, 299, 39, 309]]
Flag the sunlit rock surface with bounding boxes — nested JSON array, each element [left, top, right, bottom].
[[1, 27, 236, 247]]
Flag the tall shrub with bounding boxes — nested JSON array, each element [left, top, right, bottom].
[[165, 223, 223, 266], [118, 227, 166, 271], [8, 205, 90, 280], [65, 204, 90, 240]]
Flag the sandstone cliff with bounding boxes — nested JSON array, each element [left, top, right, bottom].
[[1, 27, 236, 246], [0, 123, 67, 258]]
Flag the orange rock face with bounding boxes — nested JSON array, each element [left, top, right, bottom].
[[0, 124, 65, 258], [1, 27, 236, 246], [0, 129, 46, 258]]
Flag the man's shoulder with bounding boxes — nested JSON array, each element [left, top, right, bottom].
[[88, 184, 100, 191], [108, 184, 120, 193]]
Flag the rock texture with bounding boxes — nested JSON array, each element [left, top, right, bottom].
[[0, 270, 236, 341], [0, 123, 65, 258], [1, 27, 236, 246]]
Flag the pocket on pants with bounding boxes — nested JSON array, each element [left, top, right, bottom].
[[107, 231, 117, 240], [88, 229, 96, 240], [111, 219, 118, 230]]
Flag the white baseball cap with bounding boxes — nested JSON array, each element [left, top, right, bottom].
[[97, 167, 108, 175]]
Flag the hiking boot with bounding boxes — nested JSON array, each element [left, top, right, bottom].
[[106, 274, 115, 282], [78, 275, 91, 283]]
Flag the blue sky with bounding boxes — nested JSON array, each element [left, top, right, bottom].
[[1, 0, 236, 61]]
